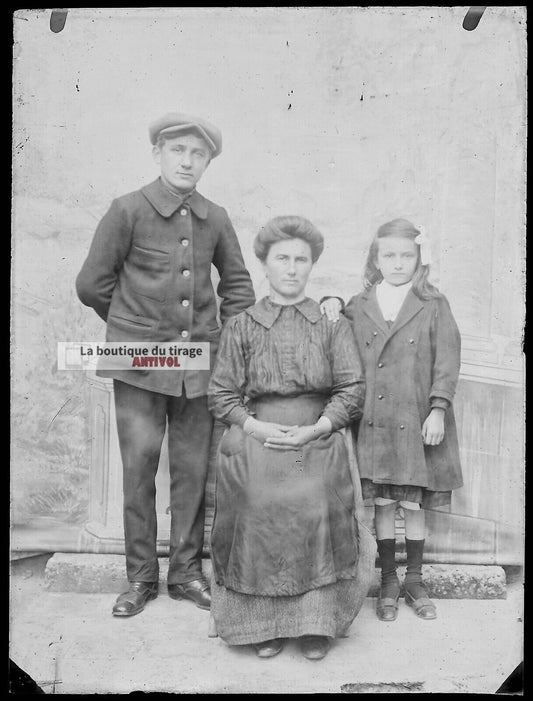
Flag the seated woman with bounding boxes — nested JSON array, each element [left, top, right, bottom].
[[207, 215, 375, 660]]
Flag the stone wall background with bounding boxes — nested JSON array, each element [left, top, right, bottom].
[[11, 8, 526, 561]]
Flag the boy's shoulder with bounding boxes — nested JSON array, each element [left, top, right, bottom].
[[113, 186, 147, 207], [112, 180, 229, 222]]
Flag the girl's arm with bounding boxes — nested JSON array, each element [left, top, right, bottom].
[[421, 407, 446, 445], [422, 296, 461, 445], [429, 295, 461, 405]]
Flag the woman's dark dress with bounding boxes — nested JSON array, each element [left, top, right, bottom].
[[207, 297, 374, 645]]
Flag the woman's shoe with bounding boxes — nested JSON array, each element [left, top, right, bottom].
[[404, 588, 437, 620], [376, 584, 401, 621], [254, 638, 285, 658], [300, 635, 331, 660]]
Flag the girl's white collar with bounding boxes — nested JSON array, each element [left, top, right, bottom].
[[377, 279, 413, 294]]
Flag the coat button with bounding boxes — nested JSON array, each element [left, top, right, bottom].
[[182, 300, 190, 307], [400, 424, 405, 430], [181, 239, 189, 247], [180, 330, 189, 338], [182, 269, 190, 277], [378, 362, 384, 368], [368, 420, 373, 426], [373, 331, 378, 336], [409, 338, 414, 344], [378, 394, 384, 399], [180, 208, 188, 216]]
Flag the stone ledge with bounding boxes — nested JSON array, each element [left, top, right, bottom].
[[44, 553, 507, 599]]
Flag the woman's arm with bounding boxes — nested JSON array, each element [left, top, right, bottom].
[[207, 316, 251, 427], [321, 316, 366, 429], [207, 315, 296, 441], [265, 317, 365, 450]]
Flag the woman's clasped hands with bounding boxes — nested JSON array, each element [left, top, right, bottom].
[[243, 416, 332, 450]]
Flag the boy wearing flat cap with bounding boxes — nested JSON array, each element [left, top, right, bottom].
[[76, 112, 255, 617]]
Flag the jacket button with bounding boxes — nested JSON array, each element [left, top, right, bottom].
[[182, 269, 190, 277], [373, 331, 378, 336], [400, 424, 405, 430], [368, 420, 373, 426], [378, 394, 384, 399], [180, 208, 188, 216], [180, 330, 189, 338], [378, 362, 384, 368], [182, 300, 190, 307], [409, 338, 414, 344], [181, 239, 189, 247]]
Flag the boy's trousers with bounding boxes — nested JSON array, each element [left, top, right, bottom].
[[113, 379, 213, 585]]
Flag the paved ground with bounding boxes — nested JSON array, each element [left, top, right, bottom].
[[9, 557, 523, 695]]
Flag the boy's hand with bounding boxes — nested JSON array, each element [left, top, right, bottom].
[[421, 408, 445, 445], [320, 297, 342, 322]]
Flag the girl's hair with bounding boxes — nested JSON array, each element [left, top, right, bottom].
[[363, 218, 440, 300], [254, 215, 324, 263]]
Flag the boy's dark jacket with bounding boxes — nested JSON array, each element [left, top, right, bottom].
[[76, 178, 255, 397], [345, 285, 463, 492]]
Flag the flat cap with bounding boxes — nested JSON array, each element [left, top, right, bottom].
[[149, 112, 222, 157]]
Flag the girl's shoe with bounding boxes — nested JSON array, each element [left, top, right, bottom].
[[376, 584, 401, 621], [403, 539, 436, 618], [376, 538, 400, 622], [404, 587, 437, 619]]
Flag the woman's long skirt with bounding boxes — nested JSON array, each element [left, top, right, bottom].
[[211, 518, 376, 645], [210, 394, 376, 645]]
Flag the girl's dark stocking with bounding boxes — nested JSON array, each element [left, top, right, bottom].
[[377, 538, 400, 598], [404, 537, 427, 599]]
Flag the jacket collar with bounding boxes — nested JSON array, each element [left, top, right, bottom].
[[141, 178, 208, 219], [361, 284, 425, 335], [246, 296, 322, 329]]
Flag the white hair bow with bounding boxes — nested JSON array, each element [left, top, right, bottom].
[[414, 225, 432, 266]]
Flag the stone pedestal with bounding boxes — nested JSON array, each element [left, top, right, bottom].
[[84, 374, 172, 546], [43, 552, 508, 599]]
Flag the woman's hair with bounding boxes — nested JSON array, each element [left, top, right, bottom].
[[363, 218, 440, 300], [253, 216, 324, 263]]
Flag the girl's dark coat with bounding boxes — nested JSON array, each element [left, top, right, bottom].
[[344, 286, 463, 492]]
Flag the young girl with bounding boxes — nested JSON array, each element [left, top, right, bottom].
[[321, 218, 463, 621]]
